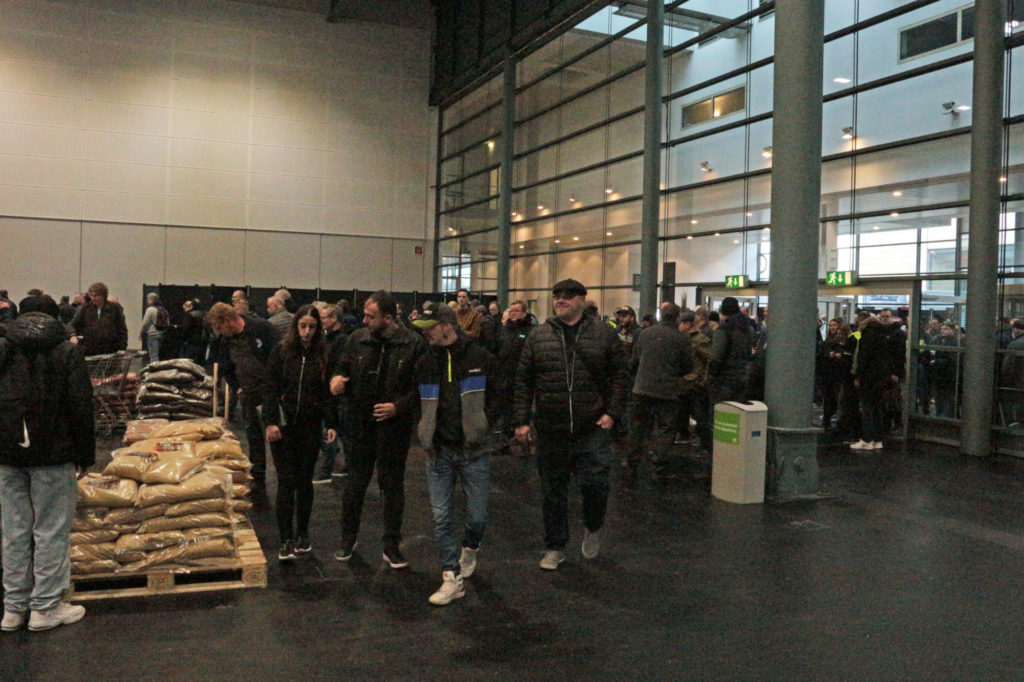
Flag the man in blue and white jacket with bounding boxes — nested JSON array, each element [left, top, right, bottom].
[[413, 301, 497, 606]]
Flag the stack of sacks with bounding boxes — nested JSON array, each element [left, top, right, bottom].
[[71, 421, 253, 576], [135, 359, 216, 421]]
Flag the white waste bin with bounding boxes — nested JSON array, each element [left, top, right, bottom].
[[711, 401, 768, 504]]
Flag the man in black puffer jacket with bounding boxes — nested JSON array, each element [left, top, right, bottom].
[[513, 279, 629, 571], [0, 309, 95, 632]]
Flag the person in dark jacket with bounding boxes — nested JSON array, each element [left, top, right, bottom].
[[513, 278, 629, 570], [851, 316, 896, 450], [263, 305, 337, 561], [313, 304, 350, 482], [330, 290, 426, 569], [207, 302, 278, 493], [707, 297, 754, 406], [624, 301, 694, 482], [497, 300, 534, 454], [70, 282, 127, 356], [413, 302, 497, 605], [178, 298, 207, 362], [0, 311, 95, 632], [818, 318, 850, 433]]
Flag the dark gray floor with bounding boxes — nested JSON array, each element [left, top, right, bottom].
[[4, 434, 1024, 680]]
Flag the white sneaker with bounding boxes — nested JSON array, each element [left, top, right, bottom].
[[28, 602, 85, 631], [582, 528, 600, 559], [428, 571, 465, 605], [2, 610, 26, 632], [539, 550, 565, 570], [872, 441, 884, 450], [459, 546, 478, 578], [849, 440, 872, 450]]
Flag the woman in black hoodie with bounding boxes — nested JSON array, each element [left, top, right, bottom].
[[263, 305, 337, 560]]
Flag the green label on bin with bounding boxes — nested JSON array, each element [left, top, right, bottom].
[[714, 409, 741, 445]]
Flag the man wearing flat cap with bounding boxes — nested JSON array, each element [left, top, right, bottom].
[[512, 278, 629, 570]]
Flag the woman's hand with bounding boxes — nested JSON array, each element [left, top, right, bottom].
[[266, 425, 282, 442]]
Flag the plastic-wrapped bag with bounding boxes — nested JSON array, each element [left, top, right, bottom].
[[70, 529, 120, 545], [140, 452, 205, 485], [122, 537, 235, 570], [71, 508, 109, 531], [152, 421, 224, 441], [165, 498, 229, 517], [137, 512, 235, 534], [103, 453, 152, 481], [115, 531, 186, 552], [117, 439, 197, 455], [123, 418, 170, 444], [78, 475, 138, 508], [69, 543, 146, 564], [194, 439, 246, 460], [72, 560, 120, 575], [230, 499, 253, 513], [104, 504, 169, 525], [142, 369, 198, 385], [134, 471, 229, 507], [142, 358, 207, 378]]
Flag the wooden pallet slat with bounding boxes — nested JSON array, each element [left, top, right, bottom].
[[69, 523, 267, 601]]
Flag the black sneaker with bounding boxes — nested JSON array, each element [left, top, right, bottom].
[[294, 536, 312, 554], [382, 545, 409, 569], [278, 540, 296, 561], [334, 540, 358, 562]]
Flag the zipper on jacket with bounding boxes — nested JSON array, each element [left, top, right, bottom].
[[295, 353, 306, 422], [559, 326, 577, 434]]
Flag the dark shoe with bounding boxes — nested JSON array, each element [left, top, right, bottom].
[[383, 545, 409, 569], [334, 540, 358, 562], [294, 536, 312, 554], [278, 541, 296, 561]]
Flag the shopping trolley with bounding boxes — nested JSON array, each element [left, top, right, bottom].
[[86, 351, 141, 435]]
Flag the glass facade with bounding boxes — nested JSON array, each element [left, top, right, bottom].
[[434, 0, 1023, 435]]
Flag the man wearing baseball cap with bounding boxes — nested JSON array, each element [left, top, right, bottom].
[[413, 302, 497, 604], [512, 279, 629, 570]]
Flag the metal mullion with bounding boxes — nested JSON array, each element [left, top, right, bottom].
[[439, 133, 502, 164], [512, 150, 643, 194], [824, 200, 970, 225], [510, 193, 642, 228], [663, 56, 774, 105], [437, 224, 499, 241], [513, 238, 643, 261], [437, 193, 500, 217], [516, 12, 648, 94], [664, 3, 774, 60], [824, 0, 941, 42], [440, 99, 502, 139], [822, 127, 971, 163], [515, 59, 646, 128], [513, 105, 645, 162], [663, 111, 773, 150], [662, 168, 771, 197], [436, 163, 501, 193]]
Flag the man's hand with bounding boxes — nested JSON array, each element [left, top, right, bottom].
[[514, 425, 532, 443], [596, 414, 614, 430], [265, 425, 282, 442], [373, 402, 396, 421], [75, 466, 88, 480], [330, 375, 349, 396]]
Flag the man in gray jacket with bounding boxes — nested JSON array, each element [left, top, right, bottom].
[[624, 301, 693, 482]]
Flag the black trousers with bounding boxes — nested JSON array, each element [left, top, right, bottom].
[[270, 416, 321, 542], [341, 423, 412, 547], [242, 393, 266, 483]]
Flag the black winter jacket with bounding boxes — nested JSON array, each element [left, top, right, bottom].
[[333, 323, 426, 434], [263, 343, 337, 430], [0, 313, 95, 468], [631, 320, 694, 400], [512, 315, 629, 435], [71, 301, 127, 356]]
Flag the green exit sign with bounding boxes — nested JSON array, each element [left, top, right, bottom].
[[825, 270, 858, 286], [725, 275, 749, 288]]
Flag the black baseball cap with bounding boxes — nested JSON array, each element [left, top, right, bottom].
[[412, 301, 458, 329], [552, 278, 587, 297], [615, 306, 636, 317]]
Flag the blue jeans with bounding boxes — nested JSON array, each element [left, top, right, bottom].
[[425, 444, 490, 574], [0, 463, 77, 612], [535, 427, 612, 550], [146, 332, 163, 362]]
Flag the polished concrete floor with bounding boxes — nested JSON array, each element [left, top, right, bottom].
[[3, 433, 1024, 680]]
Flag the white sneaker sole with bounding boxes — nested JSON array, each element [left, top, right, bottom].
[[429, 589, 465, 606]]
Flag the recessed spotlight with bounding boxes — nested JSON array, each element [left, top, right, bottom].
[[872, 225, 880, 231], [1000, 176, 1008, 183], [573, 236, 580, 241], [762, 146, 772, 158], [732, 239, 740, 244], [714, 232, 720, 237], [606, 231, 613, 236], [892, 191, 903, 197], [554, 239, 561, 244], [763, 227, 769, 231], [891, 211, 899, 217], [746, 212, 753, 217], [486, 140, 495, 151], [686, 235, 693, 240], [569, 196, 577, 203], [519, 244, 524, 249], [690, 219, 698, 225], [700, 161, 712, 172], [537, 205, 544, 211], [841, 127, 855, 140], [605, 188, 614, 194], [833, 77, 852, 84]]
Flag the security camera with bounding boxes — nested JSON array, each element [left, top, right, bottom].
[[942, 101, 956, 111]]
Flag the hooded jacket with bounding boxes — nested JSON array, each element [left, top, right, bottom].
[[0, 313, 95, 468]]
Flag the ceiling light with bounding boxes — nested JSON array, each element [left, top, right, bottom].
[[891, 211, 899, 217], [537, 205, 544, 210], [573, 236, 580, 241], [690, 219, 698, 225], [841, 127, 855, 140], [519, 245, 525, 249], [746, 212, 753, 217], [486, 140, 495, 151], [763, 227, 769, 231], [686, 235, 693, 240], [762, 146, 772, 158], [554, 239, 561, 244], [942, 101, 970, 115], [732, 239, 740, 244], [569, 196, 577, 203], [833, 77, 852, 84], [1000, 176, 1008, 183], [714, 232, 720, 237], [605, 187, 614, 194], [872, 225, 880, 231], [956, 104, 971, 111], [700, 161, 711, 172], [606, 231, 613, 236], [892, 191, 903, 197]]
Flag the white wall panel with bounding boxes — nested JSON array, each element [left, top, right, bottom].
[[167, 196, 246, 229], [163, 226, 245, 285], [85, 71, 171, 107], [0, 123, 82, 159], [173, 22, 252, 60], [250, 146, 325, 177], [0, 28, 88, 66], [250, 174, 323, 205], [169, 139, 248, 171], [80, 222, 166, 342], [86, 42, 173, 78], [390, 239, 428, 292], [319, 235, 392, 290], [0, 60, 84, 98], [171, 109, 250, 144], [85, 100, 168, 136], [81, 191, 166, 225], [168, 167, 247, 200], [86, 131, 167, 165], [0, 186, 81, 218], [0, 92, 83, 128], [173, 79, 250, 116], [251, 117, 328, 149], [0, 155, 81, 188], [247, 201, 323, 233], [0, 217, 82, 300], [243, 231, 321, 288], [84, 161, 165, 195], [172, 52, 251, 88]]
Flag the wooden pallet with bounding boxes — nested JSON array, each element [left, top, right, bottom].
[[69, 522, 267, 601]]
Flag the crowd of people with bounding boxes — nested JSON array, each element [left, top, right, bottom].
[[0, 277, 989, 625]]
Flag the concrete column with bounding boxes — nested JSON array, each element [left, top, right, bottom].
[[497, 56, 516, 309], [639, 1, 664, 318], [764, 0, 825, 497], [961, 0, 1007, 456]]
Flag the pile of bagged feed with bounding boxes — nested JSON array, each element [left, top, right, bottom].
[[72, 419, 253, 575], [135, 359, 217, 421]]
